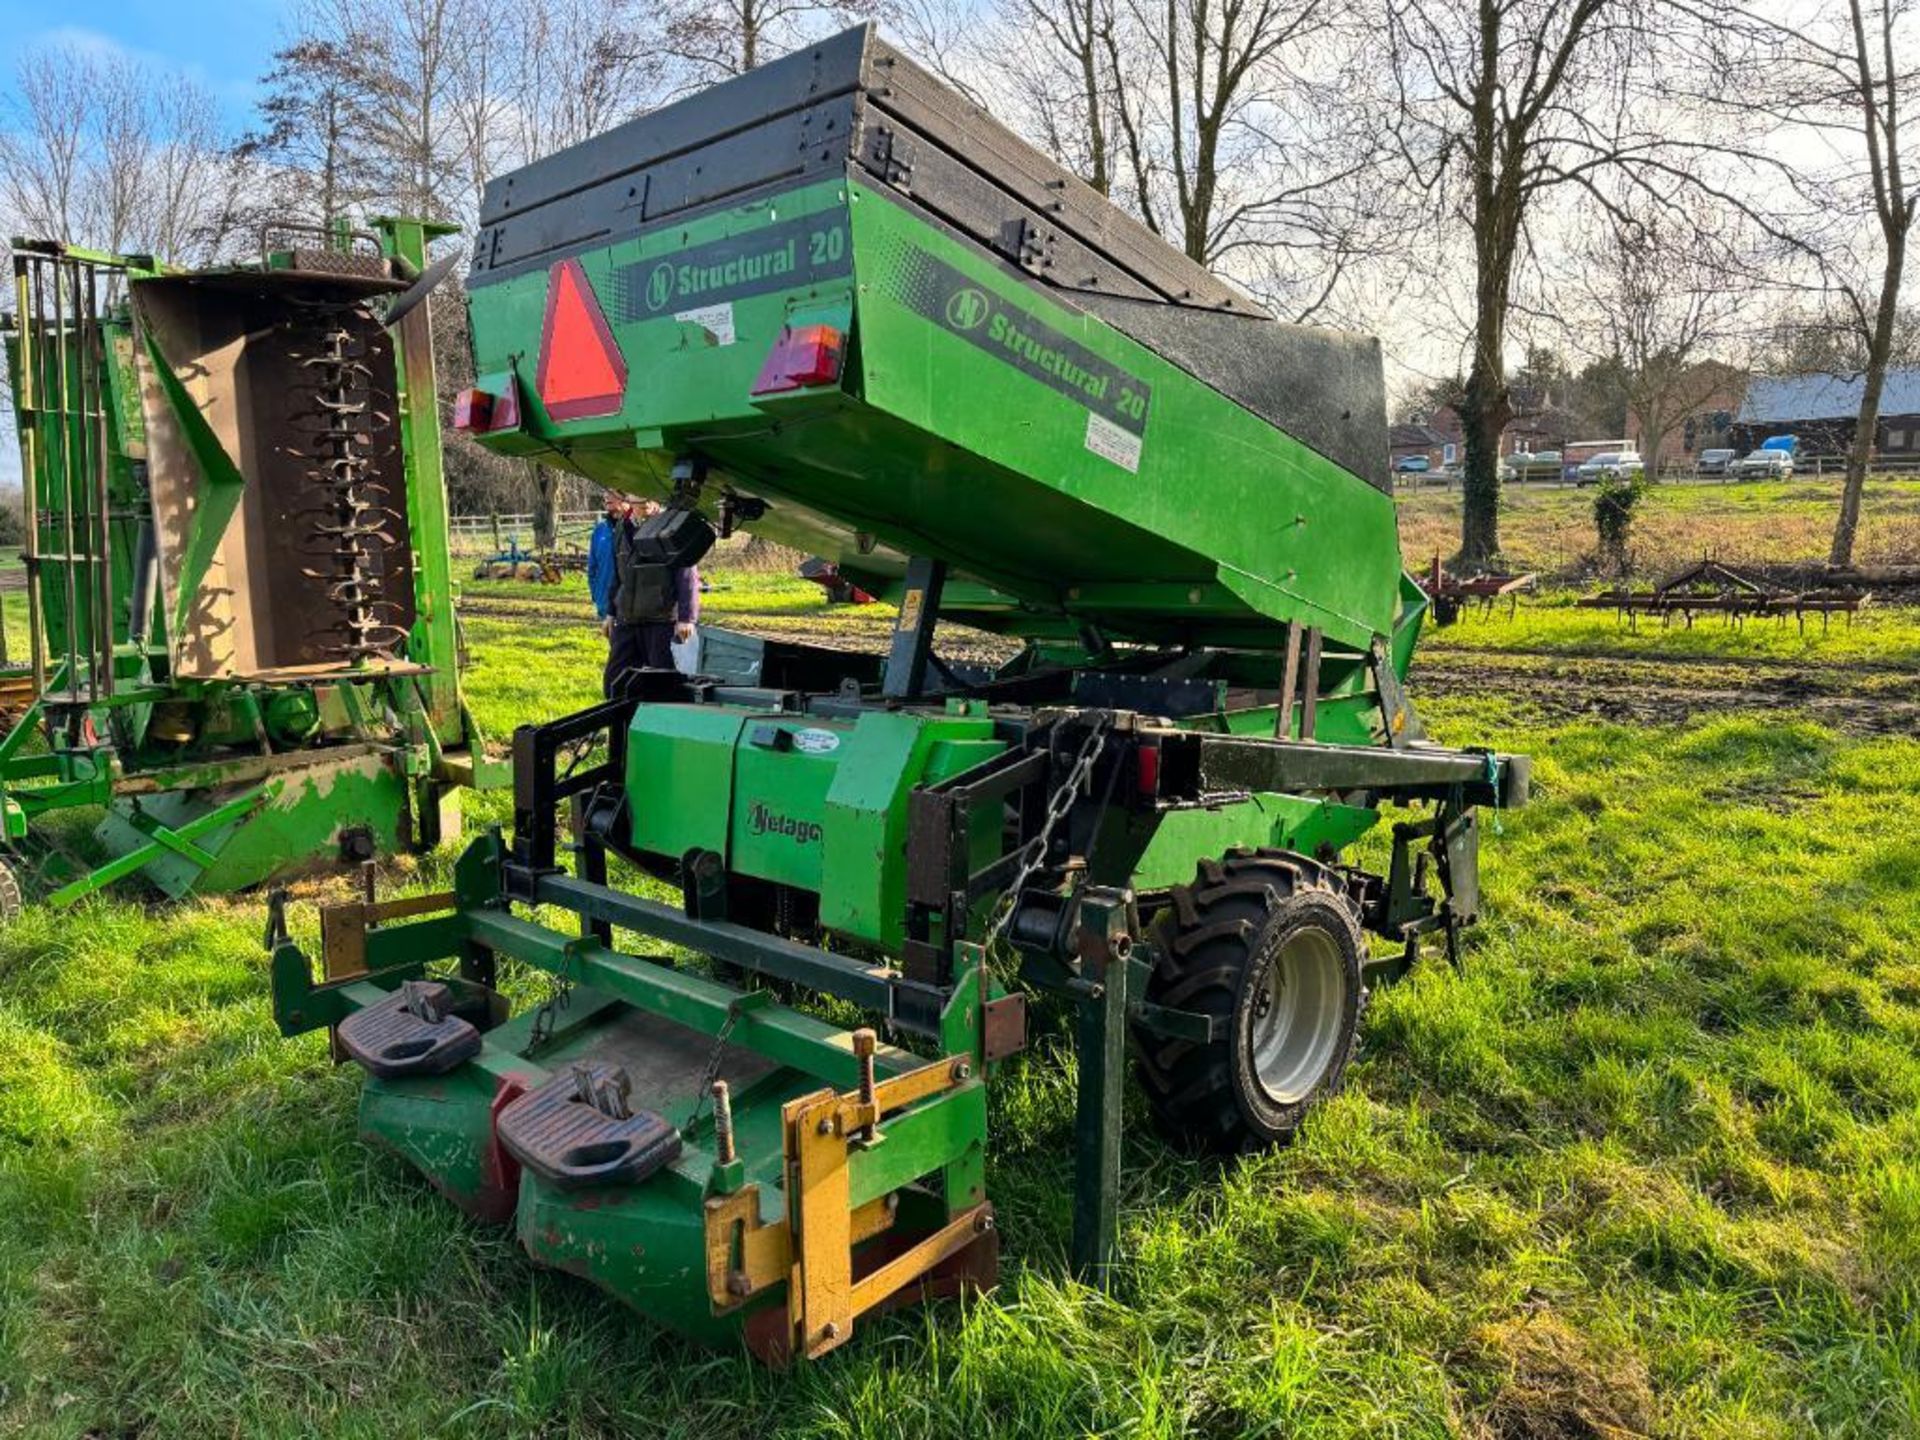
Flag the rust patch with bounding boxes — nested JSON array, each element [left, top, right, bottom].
[[982, 994, 1027, 1063]]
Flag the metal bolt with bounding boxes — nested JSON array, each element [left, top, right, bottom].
[[951, 1060, 973, 1081], [817, 1116, 837, 1136], [823, 1322, 841, 1340], [853, 1027, 877, 1108], [711, 1080, 735, 1165], [975, 1212, 995, 1233], [726, 1270, 752, 1297], [884, 1191, 899, 1214]]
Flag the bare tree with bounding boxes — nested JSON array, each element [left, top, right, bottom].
[[1693, 0, 1917, 564], [240, 38, 381, 228], [1112, 0, 1341, 264], [280, 0, 484, 222], [0, 43, 240, 263], [657, 0, 877, 83], [1769, 0, 1915, 566], [987, 0, 1391, 322], [0, 51, 89, 246], [1377, 0, 1802, 564], [1382, 0, 1647, 565], [1573, 206, 1754, 472], [495, 0, 660, 166], [1001, 0, 1119, 195]]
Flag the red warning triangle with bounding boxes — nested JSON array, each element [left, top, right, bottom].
[[536, 258, 628, 420]]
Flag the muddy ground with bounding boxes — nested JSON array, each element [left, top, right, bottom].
[[1410, 646, 1919, 736], [458, 592, 1919, 737]]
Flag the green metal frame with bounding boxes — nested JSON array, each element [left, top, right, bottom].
[[269, 829, 995, 1350], [0, 219, 499, 908]]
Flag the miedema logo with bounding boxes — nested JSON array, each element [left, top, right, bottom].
[[644, 262, 676, 312], [944, 287, 990, 330], [536, 258, 627, 421]]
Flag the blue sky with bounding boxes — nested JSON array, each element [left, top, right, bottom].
[[1, 3, 292, 489], [0, 0, 290, 133]]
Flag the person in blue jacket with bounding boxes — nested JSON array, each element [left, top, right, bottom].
[[587, 489, 627, 636]]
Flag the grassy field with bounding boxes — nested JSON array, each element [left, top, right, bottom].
[[2, 560, 1919, 1438], [1398, 476, 1920, 578]]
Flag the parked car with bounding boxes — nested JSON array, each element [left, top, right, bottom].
[[1696, 447, 1738, 476], [1730, 447, 1794, 479], [1508, 450, 1563, 482], [1575, 451, 1644, 485], [1394, 455, 1432, 474]]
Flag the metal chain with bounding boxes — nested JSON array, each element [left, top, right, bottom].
[[529, 946, 575, 1049], [981, 712, 1112, 954], [682, 1003, 745, 1132]]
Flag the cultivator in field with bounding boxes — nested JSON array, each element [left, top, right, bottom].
[[0, 221, 497, 910], [1417, 555, 1537, 624], [269, 27, 1527, 1362], [1579, 559, 1868, 631]]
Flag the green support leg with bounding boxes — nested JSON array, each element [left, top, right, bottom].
[[1070, 890, 1136, 1284], [939, 947, 989, 1217]]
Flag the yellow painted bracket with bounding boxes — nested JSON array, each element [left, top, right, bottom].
[[702, 1049, 990, 1359], [320, 888, 459, 981]]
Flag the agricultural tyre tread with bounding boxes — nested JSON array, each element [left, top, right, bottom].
[[1135, 849, 1366, 1154]]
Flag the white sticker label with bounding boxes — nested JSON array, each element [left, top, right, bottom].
[[674, 301, 736, 346], [792, 727, 842, 755], [1085, 410, 1142, 472]]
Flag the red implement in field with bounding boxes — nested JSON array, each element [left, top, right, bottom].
[[1418, 555, 1536, 625]]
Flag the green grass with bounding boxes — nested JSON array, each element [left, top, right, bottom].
[[1398, 475, 1920, 578], [1419, 590, 1920, 669], [3, 568, 1919, 1436]]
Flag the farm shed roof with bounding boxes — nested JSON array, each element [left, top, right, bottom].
[[1739, 368, 1920, 424]]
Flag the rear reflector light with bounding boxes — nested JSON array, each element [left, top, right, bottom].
[[751, 324, 845, 396], [1136, 743, 1161, 798], [452, 387, 493, 431], [452, 383, 520, 433]]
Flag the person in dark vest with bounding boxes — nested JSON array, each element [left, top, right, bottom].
[[604, 500, 700, 695]]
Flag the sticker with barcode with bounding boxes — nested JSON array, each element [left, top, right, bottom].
[[1085, 410, 1142, 472], [674, 301, 736, 346]]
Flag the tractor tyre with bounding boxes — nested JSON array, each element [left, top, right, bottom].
[[0, 856, 22, 923], [1135, 851, 1366, 1154]]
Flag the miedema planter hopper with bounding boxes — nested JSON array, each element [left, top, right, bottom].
[[0, 221, 496, 910], [268, 28, 1529, 1363]]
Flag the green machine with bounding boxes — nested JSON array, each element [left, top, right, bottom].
[[267, 29, 1528, 1363], [0, 220, 495, 908]]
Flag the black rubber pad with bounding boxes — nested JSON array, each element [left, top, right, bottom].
[[338, 981, 482, 1080], [496, 1063, 682, 1189]]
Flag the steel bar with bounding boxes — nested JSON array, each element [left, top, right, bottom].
[[1300, 626, 1322, 741], [1179, 731, 1525, 806], [532, 871, 945, 1031], [1275, 620, 1301, 739], [465, 906, 914, 1087], [13, 256, 45, 695], [85, 263, 113, 699], [883, 555, 946, 699]]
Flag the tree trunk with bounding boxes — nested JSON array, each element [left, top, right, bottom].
[[532, 465, 558, 550], [1640, 398, 1668, 478], [1831, 232, 1906, 566], [1457, 357, 1512, 568]]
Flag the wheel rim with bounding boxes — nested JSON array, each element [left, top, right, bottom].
[[1250, 925, 1346, 1105]]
